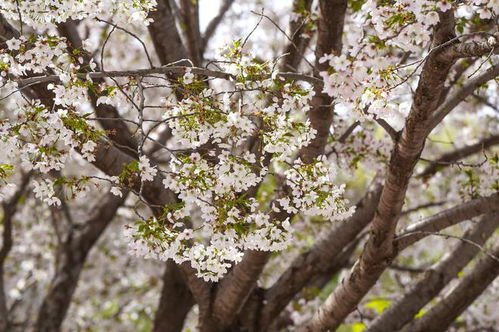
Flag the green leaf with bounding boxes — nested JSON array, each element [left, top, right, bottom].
[[365, 298, 391, 314]]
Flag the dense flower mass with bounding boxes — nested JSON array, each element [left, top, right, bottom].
[[0, 0, 157, 29], [0, 28, 354, 281], [0, 0, 498, 330]]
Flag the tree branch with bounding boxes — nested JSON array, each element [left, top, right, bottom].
[[148, 0, 189, 67], [153, 261, 195, 332], [395, 193, 499, 250], [15, 67, 324, 90], [207, 250, 269, 331], [268, 241, 360, 332], [34, 191, 127, 332], [436, 33, 499, 61], [279, 0, 314, 72], [399, 240, 499, 332], [419, 134, 499, 179], [298, 10, 459, 331], [201, 0, 235, 53], [0, 172, 31, 332], [0, 13, 20, 42], [299, 0, 347, 163], [366, 212, 498, 332], [427, 63, 499, 132], [400, 201, 446, 216], [180, 0, 202, 65]]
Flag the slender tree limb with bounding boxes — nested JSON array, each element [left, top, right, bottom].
[[387, 264, 428, 274], [473, 93, 499, 112], [0, 172, 31, 332], [278, 0, 315, 72], [366, 212, 498, 332], [148, 125, 173, 157], [201, 0, 235, 53], [375, 118, 399, 142], [14, 67, 324, 90], [400, 201, 446, 216], [427, 63, 499, 132], [440, 58, 477, 103], [34, 191, 127, 332], [419, 134, 499, 179], [395, 193, 499, 250], [399, 240, 499, 332], [338, 121, 360, 143], [180, 0, 202, 65]]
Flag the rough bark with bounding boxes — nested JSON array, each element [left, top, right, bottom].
[[153, 261, 195, 332], [366, 212, 499, 332], [437, 33, 499, 60], [148, 0, 189, 66], [299, 0, 347, 163]]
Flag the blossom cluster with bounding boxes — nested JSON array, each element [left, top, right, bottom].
[[0, 0, 157, 30], [0, 36, 102, 200], [260, 87, 317, 160], [0, 101, 98, 176], [319, 0, 497, 121], [123, 51, 352, 280], [1, 32, 354, 281], [164, 91, 256, 148], [278, 157, 355, 221], [125, 208, 293, 281]]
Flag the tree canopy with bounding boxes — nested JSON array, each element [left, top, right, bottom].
[[0, 0, 498, 331]]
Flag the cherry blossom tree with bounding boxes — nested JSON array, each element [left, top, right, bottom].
[[0, 0, 498, 331]]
